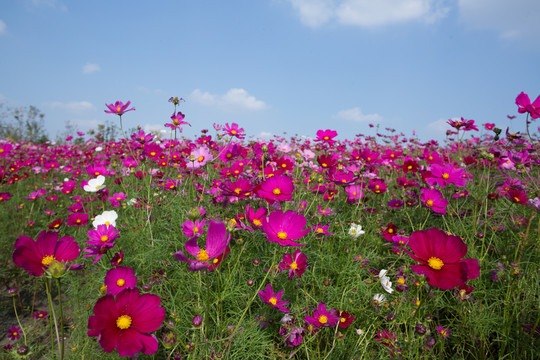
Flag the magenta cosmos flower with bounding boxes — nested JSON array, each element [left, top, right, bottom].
[[166, 112, 191, 131], [258, 284, 290, 313], [104, 101, 135, 116], [262, 210, 310, 247], [174, 220, 231, 271], [13, 230, 80, 277], [279, 250, 308, 279], [104, 266, 137, 296], [223, 122, 246, 139], [88, 288, 165, 357], [516, 91, 540, 119], [314, 129, 338, 144], [420, 188, 448, 215], [304, 302, 339, 328], [257, 175, 294, 203], [404, 228, 480, 290], [426, 163, 467, 188]]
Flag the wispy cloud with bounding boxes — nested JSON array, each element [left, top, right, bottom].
[[424, 118, 449, 139], [46, 101, 96, 114], [82, 63, 101, 74], [190, 88, 268, 112], [335, 107, 382, 123], [257, 131, 273, 139], [0, 20, 6, 35], [28, 0, 68, 12], [458, 0, 540, 40], [287, 0, 449, 28]]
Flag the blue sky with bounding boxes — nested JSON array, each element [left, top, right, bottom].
[[1, 0, 539, 143]]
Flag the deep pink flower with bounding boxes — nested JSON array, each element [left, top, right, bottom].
[[182, 218, 206, 238], [314, 129, 338, 144], [105, 101, 135, 116], [506, 189, 529, 205], [245, 204, 267, 229], [262, 210, 310, 247], [344, 184, 364, 204], [87, 224, 119, 246], [12, 230, 80, 277], [436, 325, 450, 339], [304, 302, 339, 328], [7, 326, 21, 341], [420, 188, 448, 215], [484, 123, 495, 130], [338, 311, 355, 329], [166, 112, 191, 131], [87, 288, 165, 357], [258, 284, 290, 313], [223, 123, 245, 139], [104, 266, 138, 296], [404, 228, 480, 290], [426, 163, 467, 188], [174, 220, 231, 271], [312, 224, 334, 237], [516, 92, 540, 119], [279, 250, 308, 279], [257, 175, 294, 203], [67, 212, 89, 227], [33, 311, 48, 320]]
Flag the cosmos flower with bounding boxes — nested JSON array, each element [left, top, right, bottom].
[[7, 326, 21, 341], [223, 123, 246, 139], [304, 302, 339, 328], [257, 175, 294, 203], [104, 101, 135, 116], [338, 311, 355, 329], [12, 230, 80, 277], [262, 210, 310, 247], [104, 266, 138, 296], [166, 112, 191, 131], [314, 129, 338, 144], [93, 210, 118, 228], [83, 175, 106, 192], [348, 223, 365, 238], [420, 188, 448, 215], [258, 284, 290, 313], [279, 250, 308, 279], [87, 288, 165, 357], [403, 228, 480, 290], [515, 91, 540, 119], [174, 220, 231, 271]]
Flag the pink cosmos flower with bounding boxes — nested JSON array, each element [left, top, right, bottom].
[[279, 250, 308, 279], [262, 210, 310, 247], [403, 228, 480, 290], [104, 266, 138, 296], [304, 302, 339, 328], [436, 325, 450, 339], [344, 184, 364, 204], [187, 146, 213, 170], [87, 288, 165, 357], [166, 112, 191, 131], [67, 212, 89, 227], [258, 284, 290, 313], [312, 224, 334, 237], [314, 129, 338, 144], [182, 218, 206, 238], [174, 220, 231, 271], [7, 326, 21, 341], [420, 188, 448, 215], [223, 123, 246, 139], [257, 175, 294, 203], [105, 101, 135, 116], [484, 123, 495, 130], [12, 230, 80, 277], [426, 163, 467, 188], [516, 92, 540, 119], [245, 204, 267, 229]]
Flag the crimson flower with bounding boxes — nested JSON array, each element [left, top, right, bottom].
[[105, 101, 135, 116], [13, 230, 80, 277], [279, 250, 308, 279], [262, 210, 310, 247], [174, 220, 231, 271], [104, 266, 137, 296], [87, 288, 165, 357], [404, 228, 480, 290], [258, 284, 290, 313], [338, 311, 355, 329]]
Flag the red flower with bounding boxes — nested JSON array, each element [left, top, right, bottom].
[[404, 228, 480, 290], [12, 230, 80, 277], [87, 288, 165, 357], [338, 311, 354, 328]]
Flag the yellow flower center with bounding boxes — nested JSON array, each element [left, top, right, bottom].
[[317, 228, 323, 233], [318, 315, 328, 324], [277, 232, 287, 240], [234, 188, 241, 195], [117, 278, 125, 287], [426, 200, 434, 207], [116, 106, 121, 112], [397, 277, 405, 285], [388, 229, 393, 234], [340, 317, 346, 323], [273, 188, 281, 195], [42, 255, 55, 266], [101, 235, 109, 242], [442, 173, 450, 179], [253, 219, 261, 226], [514, 197, 520, 202], [105, 221, 110, 226], [197, 156, 204, 162], [428, 257, 444, 270], [231, 130, 237, 135], [193, 227, 199, 233], [290, 262, 298, 270], [116, 315, 132, 330], [197, 249, 209, 261], [269, 297, 277, 305], [322, 163, 327, 167]]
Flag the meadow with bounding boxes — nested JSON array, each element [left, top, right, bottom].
[[0, 94, 539, 359]]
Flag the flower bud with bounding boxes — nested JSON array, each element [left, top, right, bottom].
[[192, 315, 202, 327], [415, 323, 427, 336], [46, 260, 66, 278]]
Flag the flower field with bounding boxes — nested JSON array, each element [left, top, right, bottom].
[[1, 94, 539, 359]]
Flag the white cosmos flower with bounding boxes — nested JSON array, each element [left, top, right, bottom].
[[378, 269, 394, 294], [372, 293, 386, 306], [348, 223, 365, 238], [92, 210, 118, 228], [83, 175, 106, 192]]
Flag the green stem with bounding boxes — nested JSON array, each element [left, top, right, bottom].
[[45, 278, 61, 359], [57, 279, 65, 360], [12, 296, 27, 345]]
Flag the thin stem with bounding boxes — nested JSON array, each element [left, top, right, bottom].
[[45, 278, 61, 359], [12, 296, 27, 345], [57, 279, 65, 360]]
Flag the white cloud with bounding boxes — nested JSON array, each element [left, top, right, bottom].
[[69, 119, 99, 129], [257, 131, 273, 139], [288, 0, 449, 28], [82, 63, 101, 74], [458, 0, 540, 40], [335, 107, 382, 122], [190, 88, 268, 112], [29, 0, 68, 11], [47, 101, 96, 114], [423, 118, 449, 139], [0, 20, 6, 35]]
